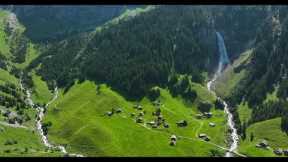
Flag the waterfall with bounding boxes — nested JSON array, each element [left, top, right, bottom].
[[207, 31, 239, 157], [216, 31, 230, 74]]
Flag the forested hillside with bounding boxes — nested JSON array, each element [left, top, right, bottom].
[[0, 5, 138, 42], [0, 5, 288, 157], [207, 6, 288, 157], [29, 5, 219, 100], [225, 6, 288, 129]]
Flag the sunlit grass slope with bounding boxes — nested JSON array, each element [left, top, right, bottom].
[[44, 80, 228, 156], [0, 125, 62, 157], [238, 118, 288, 157], [30, 70, 52, 105]]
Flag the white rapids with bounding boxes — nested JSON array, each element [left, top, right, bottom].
[[207, 31, 239, 157], [20, 78, 84, 157]]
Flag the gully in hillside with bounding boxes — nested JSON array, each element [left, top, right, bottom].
[[207, 32, 240, 157], [19, 76, 83, 157]]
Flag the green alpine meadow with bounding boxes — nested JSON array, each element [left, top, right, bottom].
[[0, 5, 287, 157]]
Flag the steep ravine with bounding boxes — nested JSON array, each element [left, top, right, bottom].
[[19, 77, 84, 157], [207, 32, 241, 157]]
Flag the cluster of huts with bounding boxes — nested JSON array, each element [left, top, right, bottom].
[[273, 148, 288, 156], [255, 140, 288, 156], [105, 107, 123, 117], [148, 101, 170, 129], [1, 110, 22, 124], [133, 104, 145, 124], [104, 101, 220, 147]]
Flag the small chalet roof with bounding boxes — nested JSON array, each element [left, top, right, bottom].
[[170, 135, 177, 140], [261, 140, 268, 144], [116, 108, 122, 112], [106, 111, 113, 116], [147, 121, 156, 125], [177, 120, 187, 123], [274, 148, 283, 155], [209, 122, 216, 126], [259, 140, 269, 146], [199, 133, 207, 138]]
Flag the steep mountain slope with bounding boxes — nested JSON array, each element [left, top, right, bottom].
[[21, 6, 280, 156], [30, 5, 219, 100], [0, 9, 66, 156], [214, 6, 288, 157], [211, 6, 269, 59], [0, 6, 230, 157], [1, 5, 287, 157], [43, 80, 228, 156], [28, 5, 273, 100], [1, 5, 138, 42]]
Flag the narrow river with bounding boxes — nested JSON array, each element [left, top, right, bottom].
[[20, 78, 83, 157], [207, 32, 239, 157]]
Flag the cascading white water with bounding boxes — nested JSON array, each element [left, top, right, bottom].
[[20, 79, 83, 157], [207, 32, 239, 157]]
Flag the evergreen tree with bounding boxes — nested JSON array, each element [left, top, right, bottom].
[[241, 122, 247, 140], [250, 132, 254, 142]]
